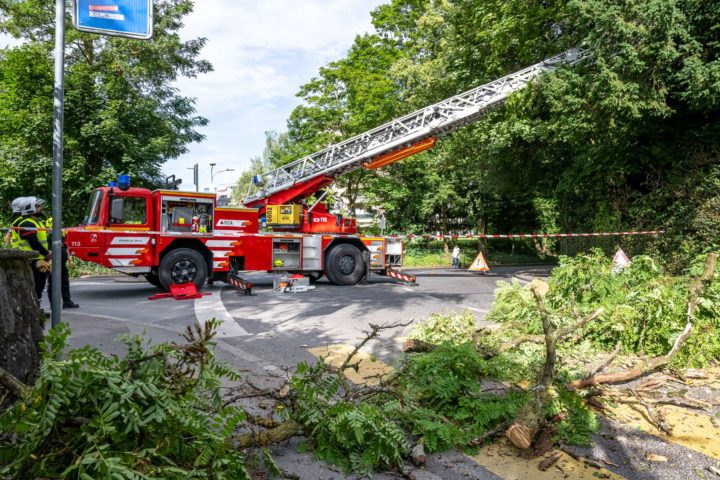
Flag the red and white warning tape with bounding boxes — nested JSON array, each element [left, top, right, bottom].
[[403, 230, 665, 240]]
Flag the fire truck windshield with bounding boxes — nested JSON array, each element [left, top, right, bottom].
[[83, 190, 103, 226]]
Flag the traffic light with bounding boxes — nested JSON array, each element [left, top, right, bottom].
[[193, 164, 199, 192], [165, 175, 182, 190]]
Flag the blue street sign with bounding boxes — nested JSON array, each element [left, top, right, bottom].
[[72, 0, 153, 39]]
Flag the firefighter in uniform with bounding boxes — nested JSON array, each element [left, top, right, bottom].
[[5, 197, 27, 247], [17, 197, 51, 304], [45, 215, 79, 309]]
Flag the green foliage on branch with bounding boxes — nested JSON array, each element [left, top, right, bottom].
[[0, 321, 249, 479], [408, 310, 477, 345], [488, 250, 720, 367], [290, 360, 407, 476]]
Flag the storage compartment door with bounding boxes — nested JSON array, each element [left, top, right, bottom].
[[302, 235, 322, 271]]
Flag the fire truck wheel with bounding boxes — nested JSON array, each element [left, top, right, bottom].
[[325, 244, 365, 286], [158, 248, 208, 290], [145, 272, 162, 288]]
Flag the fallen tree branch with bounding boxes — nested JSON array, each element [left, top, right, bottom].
[[538, 451, 562, 471], [403, 307, 603, 355], [505, 285, 558, 449], [498, 307, 603, 353], [341, 320, 412, 373], [630, 389, 673, 435], [587, 340, 622, 377], [569, 253, 717, 390], [0, 365, 29, 398], [232, 420, 302, 449]]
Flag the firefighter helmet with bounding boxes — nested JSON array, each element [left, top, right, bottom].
[[273, 259, 284, 268], [11, 197, 28, 214], [21, 197, 45, 215]]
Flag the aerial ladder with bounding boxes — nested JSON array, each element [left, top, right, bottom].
[[242, 47, 586, 235]]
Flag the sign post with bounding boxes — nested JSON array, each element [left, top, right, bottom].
[[50, 1, 153, 328], [50, 0, 66, 328]]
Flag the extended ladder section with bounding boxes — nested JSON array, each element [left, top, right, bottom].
[[243, 48, 585, 207]]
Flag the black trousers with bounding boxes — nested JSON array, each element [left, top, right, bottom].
[[47, 248, 72, 303], [30, 261, 48, 301]]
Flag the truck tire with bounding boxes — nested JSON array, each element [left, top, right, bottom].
[[145, 272, 162, 289], [325, 244, 365, 286], [158, 248, 207, 291]]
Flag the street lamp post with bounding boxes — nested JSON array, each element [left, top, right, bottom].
[[211, 168, 235, 191]]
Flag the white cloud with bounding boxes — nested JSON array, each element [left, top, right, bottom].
[[168, 0, 387, 195]]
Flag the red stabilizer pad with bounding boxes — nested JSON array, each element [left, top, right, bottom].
[[148, 283, 211, 301]]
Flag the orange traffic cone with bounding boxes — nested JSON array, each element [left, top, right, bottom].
[[468, 251, 490, 273]]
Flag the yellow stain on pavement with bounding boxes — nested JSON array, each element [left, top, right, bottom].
[[469, 439, 626, 480], [605, 402, 720, 460], [307, 344, 393, 386]]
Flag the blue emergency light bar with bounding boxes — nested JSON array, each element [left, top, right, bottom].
[[118, 174, 131, 190]]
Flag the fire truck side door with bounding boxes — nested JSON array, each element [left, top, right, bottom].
[[104, 194, 155, 273]]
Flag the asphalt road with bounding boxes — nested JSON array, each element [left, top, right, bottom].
[[51, 266, 543, 373]]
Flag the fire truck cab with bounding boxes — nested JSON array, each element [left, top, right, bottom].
[[66, 181, 258, 290]]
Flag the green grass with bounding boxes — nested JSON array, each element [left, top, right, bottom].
[[68, 258, 113, 278]]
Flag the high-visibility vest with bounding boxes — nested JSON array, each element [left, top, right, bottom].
[[10, 215, 23, 249], [45, 216, 67, 238], [17, 217, 48, 259]]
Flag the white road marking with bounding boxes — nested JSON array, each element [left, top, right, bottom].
[[463, 305, 488, 313], [194, 289, 250, 337]]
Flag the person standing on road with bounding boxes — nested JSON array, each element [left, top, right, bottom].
[[5, 197, 27, 247], [16, 197, 51, 309], [452, 244, 461, 269], [45, 215, 79, 309]]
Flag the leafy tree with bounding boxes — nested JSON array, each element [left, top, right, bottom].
[[235, 0, 719, 266], [0, 0, 210, 223]]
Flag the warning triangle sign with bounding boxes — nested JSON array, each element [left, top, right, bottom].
[[612, 248, 631, 272], [468, 251, 490, 272]]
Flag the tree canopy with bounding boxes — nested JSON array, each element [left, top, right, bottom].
[[0, 0, 210, 223], [236, 0, 720, 268]]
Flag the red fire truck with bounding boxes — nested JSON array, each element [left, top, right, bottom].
[[65, 183, 402, 290], [65, 49, 583, 290]]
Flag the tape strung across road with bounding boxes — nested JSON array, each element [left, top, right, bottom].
[[404, 230, 665, 239], [194, 289, 250, 337]]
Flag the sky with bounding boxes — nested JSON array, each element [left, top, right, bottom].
[[170, 0, 387, 194]]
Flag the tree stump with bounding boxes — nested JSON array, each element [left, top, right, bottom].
[[0, 250, 44, 409]]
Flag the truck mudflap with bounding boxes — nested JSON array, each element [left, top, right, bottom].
[[384, 268, 417, 284]]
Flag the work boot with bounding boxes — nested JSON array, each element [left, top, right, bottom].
[[62, 300, 79, 309]]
